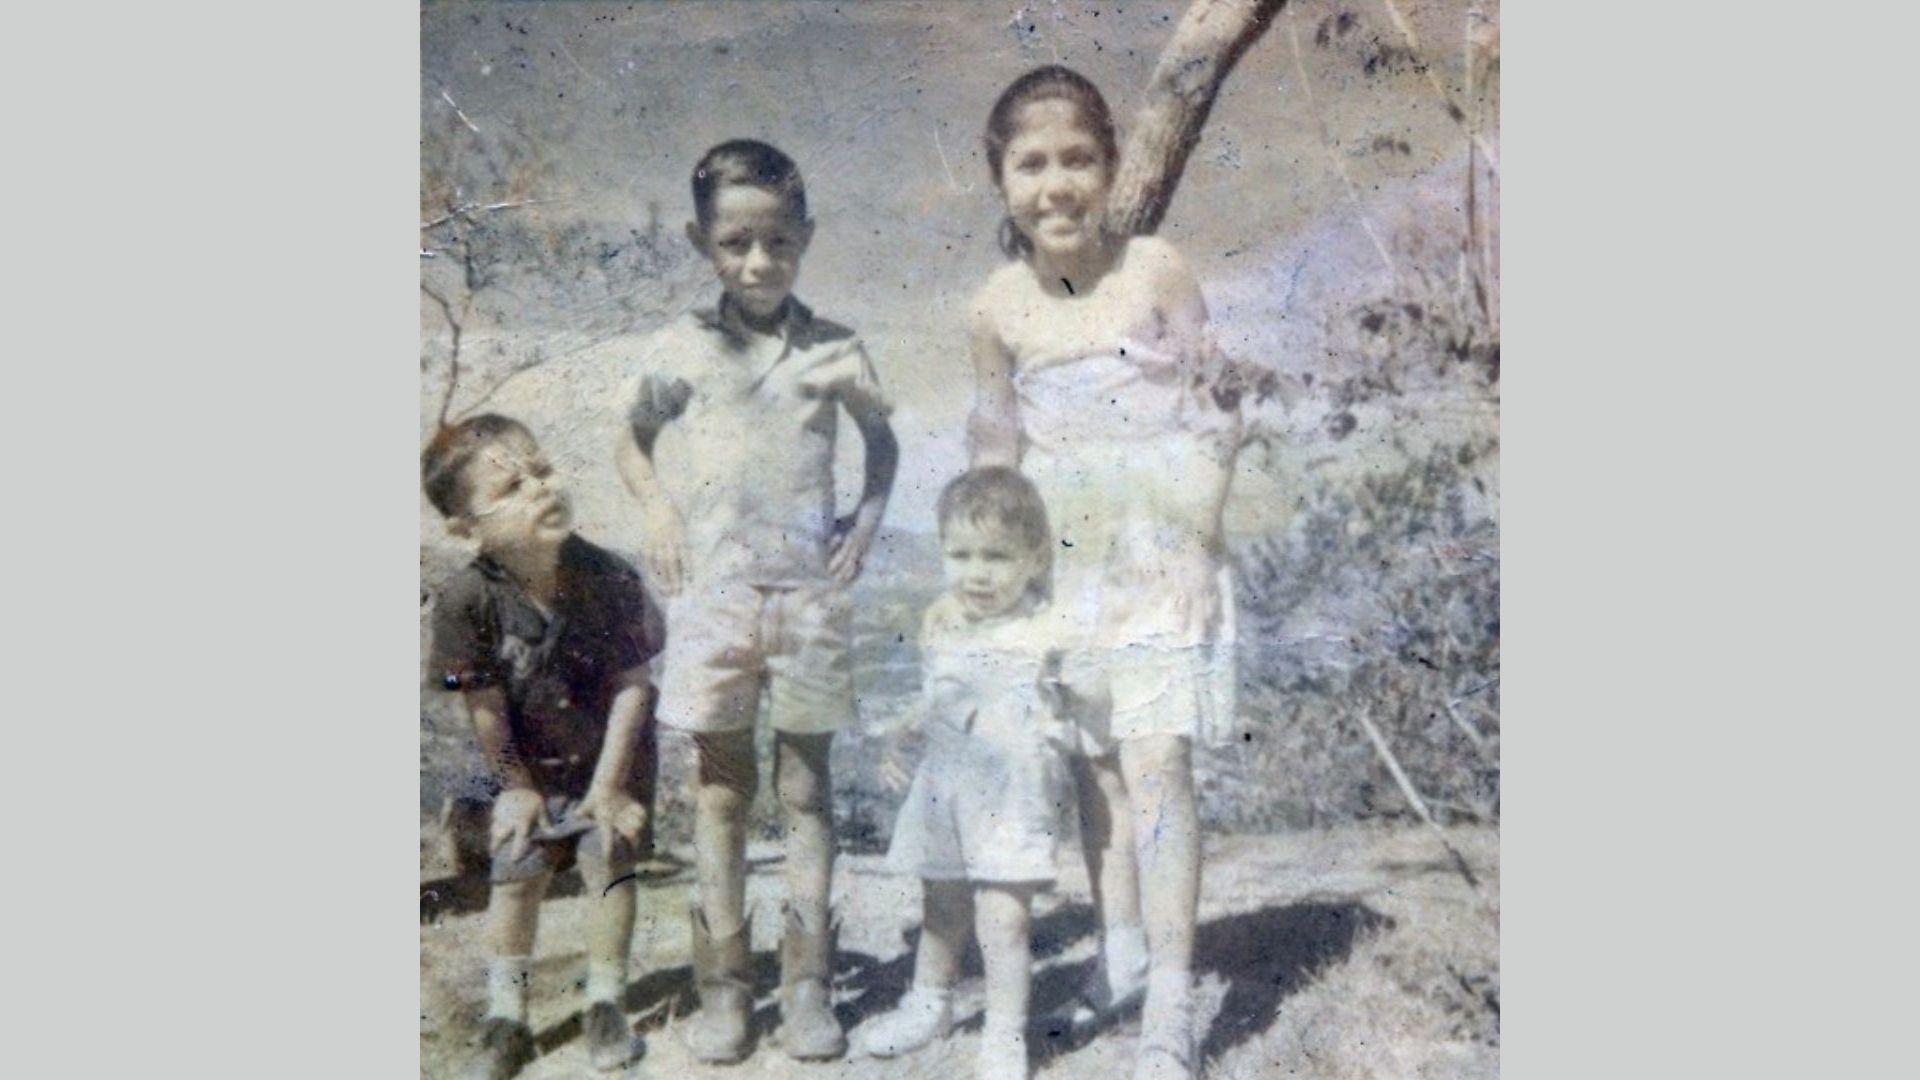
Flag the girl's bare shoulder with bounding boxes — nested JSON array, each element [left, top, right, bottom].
[[968, 260, 1039, 334], [1118, 234, 1197, 289]]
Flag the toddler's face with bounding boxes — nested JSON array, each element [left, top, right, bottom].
[[999, 99, 1112, 261], [455, 432, 572, 553], [692, 184, 813, 321], [941, 519, 1042, 621]]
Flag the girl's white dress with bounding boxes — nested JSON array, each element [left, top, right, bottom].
[[886, 596, 1079, 884], [1012, 333, 1242, 748]]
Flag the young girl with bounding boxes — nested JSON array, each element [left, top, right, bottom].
[[854, 467, 1087, 1080], [965, 66, 1243, 1080]]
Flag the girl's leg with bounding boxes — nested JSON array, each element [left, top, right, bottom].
[[855, 880, 968, 1058], [975, 883, 1038, 1080], [688, 730, 758, 1062], [1119, 734, 1201, 1078], [1070, 752, 1148, 1015], [773, 732, 845, 1057]]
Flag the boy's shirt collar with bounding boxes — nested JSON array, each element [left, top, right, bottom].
[[699, 293, 814, 348]]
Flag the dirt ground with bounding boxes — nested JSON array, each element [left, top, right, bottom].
[[420, 825, 1497, 1078]]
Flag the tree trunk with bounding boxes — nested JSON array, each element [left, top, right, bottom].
[[1107, 0, 1288, 236]]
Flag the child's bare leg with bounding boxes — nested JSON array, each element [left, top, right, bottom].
[[915, 879, 972, 990], [483, 872, 550, 1023], [692, 730, 758, 935], [1120, 733, 1200, 1077], [774, 732, 835, 922], [687, 729, 757, 1062], [578, 836, 643, 1069], [577, 839, 639, 1006], [854, 880, 967, 1058], [975, 883, 1037, 1079], [773, 731, 845, 1057], [1071, 752, 1148, 1014]]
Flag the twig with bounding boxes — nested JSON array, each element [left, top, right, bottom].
[[439, 89, 480, 134], [420, 198, 550, 232], [1352, 705, 1495, 918], [1375, 0, 1499, 176], [1284, 10, 1400, 286], [1439, 696, 1497, 762], [421, 284, 464, 428]]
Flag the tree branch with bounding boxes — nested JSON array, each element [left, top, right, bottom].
[[1108, 0, 1288, 236]]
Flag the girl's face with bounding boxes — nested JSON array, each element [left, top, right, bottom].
[[941, 518, 1043, 621], [998, 98, 1112, 261]]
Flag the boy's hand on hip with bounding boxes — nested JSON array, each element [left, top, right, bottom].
[[640, 506, 690, 596], [575, 787, 647, 853], [492, 787, 550, 863], [828, 507, 883, 584]]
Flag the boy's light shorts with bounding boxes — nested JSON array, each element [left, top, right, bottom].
[[491, 793, 638, 885], [657, 582, 855, 736]]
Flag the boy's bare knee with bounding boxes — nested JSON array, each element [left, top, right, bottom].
[[774, 733, 832, 817], [775, 768, 828, 817], [697, 780, 753, 822], [490, 874, 547, 905], [972, 885, 1033, 950]]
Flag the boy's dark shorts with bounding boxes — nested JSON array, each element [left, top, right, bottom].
[[490, 793, 639, 885]]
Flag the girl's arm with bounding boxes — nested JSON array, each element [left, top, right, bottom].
[[967, 298, 1021, 468], [1141, 236, 1212, 345]]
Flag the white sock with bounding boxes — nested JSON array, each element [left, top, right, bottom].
[[488, 955, 534, 1022], [586, 961, 625, 1006], [1105, 923, 1150, 990]]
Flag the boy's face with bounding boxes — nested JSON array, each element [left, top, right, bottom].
[[941, 518, 1042, 621], [689, 184, 813, 321], [450, 431, 572, 554]]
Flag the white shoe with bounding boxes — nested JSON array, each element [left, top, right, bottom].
[[1133, 976, 1198, 1080], [978, 1029, 1030, 1080], [854, 987, 953, 1059]]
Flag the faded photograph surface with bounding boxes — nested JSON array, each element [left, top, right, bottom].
[[420, 3, 1499, 1077]]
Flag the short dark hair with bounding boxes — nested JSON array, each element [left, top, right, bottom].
[[690, 139, 809, 229], [938, 467, 1054, 595], [421, 413, 535, 519]]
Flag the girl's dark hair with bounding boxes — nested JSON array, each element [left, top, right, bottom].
[[690, 139, 809, 229], [983, 65, 1120, 258], [937, 467, 1054, 596], [422, 413, 534, 519]]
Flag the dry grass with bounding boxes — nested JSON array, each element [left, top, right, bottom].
[[420, 825, 1496, 1078]]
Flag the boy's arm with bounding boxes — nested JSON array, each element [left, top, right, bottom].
[[574, 674, 653, 848], [463, 686, 538, 793], [827, 387, 898, 585], [967, 298, 1021, 468], [461, 686, 549, 861], [616, 402, 691, 596]]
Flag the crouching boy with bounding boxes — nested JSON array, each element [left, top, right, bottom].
[[424, 414, 665, 1079]]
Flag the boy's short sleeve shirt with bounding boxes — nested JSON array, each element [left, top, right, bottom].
[[430, 535, 663, 789], [618, 297, 891, 587]]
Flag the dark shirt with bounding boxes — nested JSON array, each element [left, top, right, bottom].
[[430, 534, 664, 792]]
